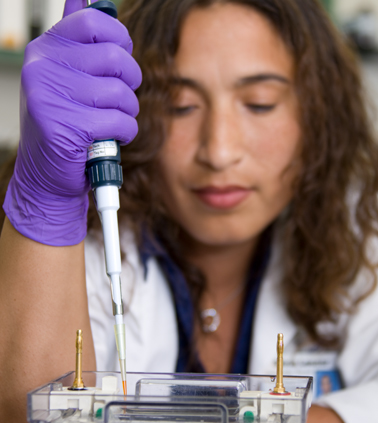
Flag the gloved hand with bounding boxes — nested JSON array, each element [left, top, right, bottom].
[[3, 0, 141, 246]]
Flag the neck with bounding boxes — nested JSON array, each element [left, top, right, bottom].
[[181, 234, 258, 299]]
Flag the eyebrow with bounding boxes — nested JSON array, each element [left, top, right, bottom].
[[169, 73, 290, 93], [236, 74, 290, 87], [169, 77, 205, 95]]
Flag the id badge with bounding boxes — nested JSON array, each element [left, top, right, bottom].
[[282, 351, 342, 398]]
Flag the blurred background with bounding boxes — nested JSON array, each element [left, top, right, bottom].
[[0, 0, 377, 164]]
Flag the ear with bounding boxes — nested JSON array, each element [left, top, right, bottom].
[[63, 0, 88, 18]]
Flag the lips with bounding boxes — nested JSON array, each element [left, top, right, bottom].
[[192, 186, 251, 210]]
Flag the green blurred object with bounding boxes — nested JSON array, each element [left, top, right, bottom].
[[112, 0, 123, 9], [95, 407, 103, 419], [243, 411, 255, 422], [0, 49, 24, 67], [320, 0, 333, 15]]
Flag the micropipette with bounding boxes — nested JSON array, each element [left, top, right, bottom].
[[85, 0, 127, 395]]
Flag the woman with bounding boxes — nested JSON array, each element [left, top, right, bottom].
[[0, 0, 377, 422]]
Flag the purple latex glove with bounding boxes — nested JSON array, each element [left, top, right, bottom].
[[3, 0, 142, 246]]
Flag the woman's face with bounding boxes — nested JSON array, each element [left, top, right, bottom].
[[158, 2, 301, 248]]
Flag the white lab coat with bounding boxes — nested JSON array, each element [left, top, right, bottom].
[[85, 225, 378, 423]]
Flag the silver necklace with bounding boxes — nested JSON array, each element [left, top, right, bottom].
[[200, 282, 247, 333]]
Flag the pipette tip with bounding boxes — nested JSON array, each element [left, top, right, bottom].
[[120, 358, 127, 395]]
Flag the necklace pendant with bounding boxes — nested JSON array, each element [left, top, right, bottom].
[[201, 308, 220, 333]]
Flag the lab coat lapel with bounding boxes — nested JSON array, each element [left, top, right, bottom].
[[248, 231, 297, 375]]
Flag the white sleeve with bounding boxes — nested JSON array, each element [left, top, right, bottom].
[[316, 271, 378, 423], [316, 381, 378, 422]]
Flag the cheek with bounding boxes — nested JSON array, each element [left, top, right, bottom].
[[246, 112, 301, 188], [169, 121, 196, 150], [157, 136, 192, 205], [160, 117, 202, 177]]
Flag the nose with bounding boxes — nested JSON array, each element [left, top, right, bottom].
[[196, 106, 244, 171]]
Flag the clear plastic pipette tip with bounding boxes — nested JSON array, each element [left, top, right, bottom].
[[114, 321, 127, 395], [119, 358, 127, 395]]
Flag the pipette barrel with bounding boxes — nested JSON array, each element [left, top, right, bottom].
[[84, 0, 127, 396]]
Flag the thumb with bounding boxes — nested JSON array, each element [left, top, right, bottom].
[[63, 0, 88, 18]]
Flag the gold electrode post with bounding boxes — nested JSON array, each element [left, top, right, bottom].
[[69, 329, 86, 390], [273, 333, 286, 394]]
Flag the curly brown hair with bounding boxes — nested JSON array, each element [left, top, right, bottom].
[[114, 0, 378, 346], [1, 0, 377, 349]]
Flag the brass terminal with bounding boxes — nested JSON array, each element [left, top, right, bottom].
[[273, 333, 286, 394], [69, 329, 86, 390]]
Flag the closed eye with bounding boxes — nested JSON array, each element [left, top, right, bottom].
[[169, 105, 198, 116], [246, 104, 276, 114]]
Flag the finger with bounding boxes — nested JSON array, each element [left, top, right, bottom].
[[63, 0, 87, 18], [51, 41, 142, 90], [63, 74, 140, 117], [57, 102, 139, 145], [126, 39, 133, 55], [24, 55, 140, 117], [83, 108, 139, 145], [53, 8, 131, 51], [44, 101, 138, 157]]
